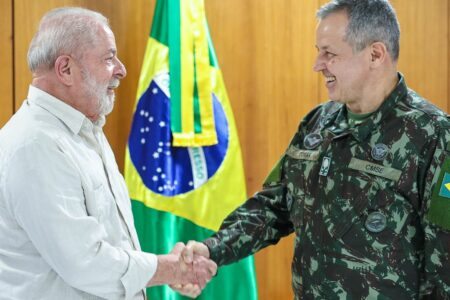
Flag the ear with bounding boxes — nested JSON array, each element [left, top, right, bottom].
[[369, 42, 388, 68], [54, 55, 75, 86]]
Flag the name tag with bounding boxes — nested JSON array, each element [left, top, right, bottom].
[[286, 146, 320, 161], [348, 158, 401, 181]]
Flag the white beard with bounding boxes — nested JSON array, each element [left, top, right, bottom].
[[81, 68, 118, 117]]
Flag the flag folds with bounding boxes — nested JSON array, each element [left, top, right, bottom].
[[124, 0, 258, 298]]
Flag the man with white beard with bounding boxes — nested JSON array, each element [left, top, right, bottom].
[[0, 7, 216, 300]]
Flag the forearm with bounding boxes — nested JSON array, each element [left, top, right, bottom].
[[204, 186, 294, 266]]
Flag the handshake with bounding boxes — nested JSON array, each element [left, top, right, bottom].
[[148, 241, 215, 298]]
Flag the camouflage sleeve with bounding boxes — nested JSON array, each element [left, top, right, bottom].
[[203, 156, 294, 266], [421, 123, 450, 298]]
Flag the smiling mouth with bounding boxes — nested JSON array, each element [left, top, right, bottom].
[[107, 86, 118, 95], [325, 76, 336, 83]]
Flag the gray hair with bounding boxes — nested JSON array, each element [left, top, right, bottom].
[[27, 7, 110, 72], [317, 0, 400, 61]]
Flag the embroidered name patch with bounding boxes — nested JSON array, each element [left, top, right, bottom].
[[286, 146, 320, 161], [348, 158, 401, 181]]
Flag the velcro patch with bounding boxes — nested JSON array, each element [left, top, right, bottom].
[[286, 145, 320, 161], [348, 158, 401, 181], [428, 158, 450, 230]]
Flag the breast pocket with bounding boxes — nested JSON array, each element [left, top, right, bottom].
[[84, 183, 110, 221], [284, 147, 321, 235], [325, 168, 413, 265]]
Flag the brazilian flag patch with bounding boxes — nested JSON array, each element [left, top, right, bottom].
[[439, 173, 450, 198], [428, 158, 450, 230]]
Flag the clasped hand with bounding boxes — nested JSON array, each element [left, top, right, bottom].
[[169, 241, 214, 298], [147, 241, 215, 298]]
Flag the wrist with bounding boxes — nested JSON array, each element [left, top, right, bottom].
[[147, 254, 178, 287], [202, 239, 217, 261]]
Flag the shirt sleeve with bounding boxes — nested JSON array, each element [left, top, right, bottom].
[[204, 156, 294, 266], [420, 125, 450, 298], [3, 137, 157, 299]]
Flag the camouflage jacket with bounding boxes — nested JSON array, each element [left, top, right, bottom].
[[204, 75, 450, 299]]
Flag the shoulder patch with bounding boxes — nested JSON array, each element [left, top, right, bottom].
[[428, 157, 450, 230]]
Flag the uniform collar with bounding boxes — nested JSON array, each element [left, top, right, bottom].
[[328, 73, 407, 142], [27, 85, 105, 135]]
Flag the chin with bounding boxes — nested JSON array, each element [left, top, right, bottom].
[[98, 95, 115, 116], [102, 104, 114, 116]]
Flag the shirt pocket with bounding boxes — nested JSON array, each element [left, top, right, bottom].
[[284, 148, 321, 235], [84, 183, 110, 221], [325, 170, 413, 265]]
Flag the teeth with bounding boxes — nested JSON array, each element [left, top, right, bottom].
[[325, 76, 336, 83]]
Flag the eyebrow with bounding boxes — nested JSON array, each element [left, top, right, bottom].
[[106, 48, 117, 56], [315, 45, 330, 51]]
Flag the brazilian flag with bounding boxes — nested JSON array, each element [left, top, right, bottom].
[[124, 0, 258, 299]]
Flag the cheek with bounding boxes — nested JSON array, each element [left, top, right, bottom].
[[336, 59, 367, 81]]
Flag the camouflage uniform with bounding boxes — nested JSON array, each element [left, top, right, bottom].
[[204, 74, 450, 299]]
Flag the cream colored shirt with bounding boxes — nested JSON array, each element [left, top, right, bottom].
[[0, 86, 157, 299]]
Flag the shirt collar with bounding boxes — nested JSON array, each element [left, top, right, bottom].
[[329, 73, 407, 142], [27, 85, 105, 134]]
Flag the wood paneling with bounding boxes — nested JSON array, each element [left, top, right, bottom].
[[393, 0, 449, 111], [7, 1, 450, 299], [0, 0, 13, 127]]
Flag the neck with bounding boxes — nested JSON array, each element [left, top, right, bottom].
[[32, 74, 67, 102], [346, 71, 398, 114]]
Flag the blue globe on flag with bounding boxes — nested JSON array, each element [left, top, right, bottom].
[[128, 73, 229, 196]]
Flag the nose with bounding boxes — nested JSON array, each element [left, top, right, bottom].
[[313, 55, 325, 72], [114, 57, 127, 79]]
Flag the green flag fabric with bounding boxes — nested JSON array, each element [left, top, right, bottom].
[[124, 0, 258, 299]]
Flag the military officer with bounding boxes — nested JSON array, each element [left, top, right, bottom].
[[176, 0, 450, 298]]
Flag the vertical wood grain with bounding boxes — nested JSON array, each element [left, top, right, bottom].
[[0, 0, 13, 127], [392, 0, 448, 111]]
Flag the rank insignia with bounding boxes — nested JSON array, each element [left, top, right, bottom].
[[319, 156, 331, 176], [365, 211, 387, 233], [371, 143, 389, 161], [304, 133, 323, 150]]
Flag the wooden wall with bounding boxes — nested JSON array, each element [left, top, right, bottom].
[[0, 0, 13, 126], [1, 1, 449, 299]]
